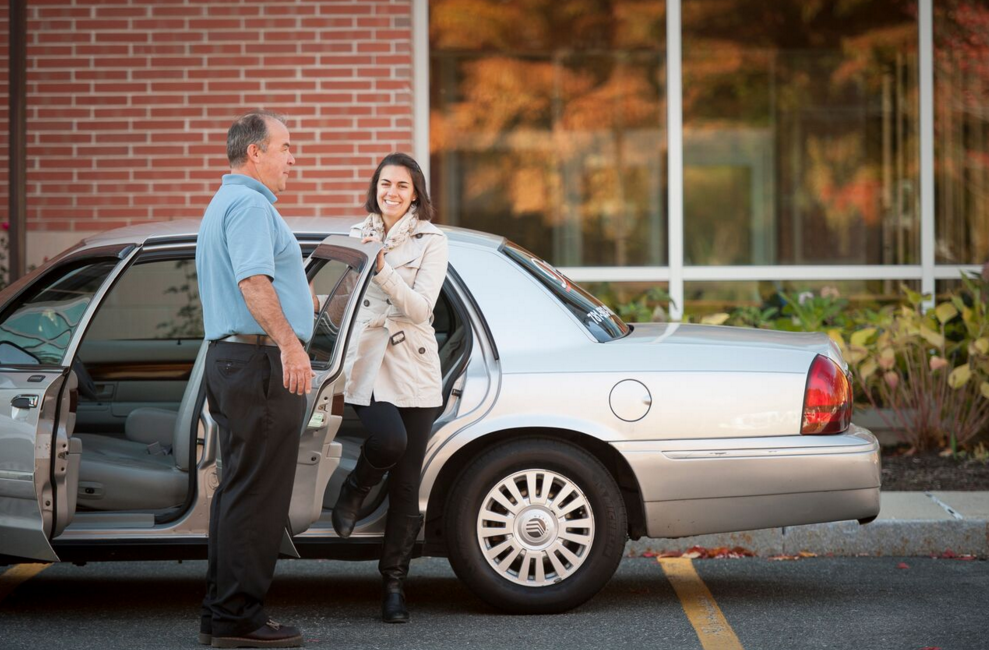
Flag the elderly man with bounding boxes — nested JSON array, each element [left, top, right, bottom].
[[195, 110, 314, 648]]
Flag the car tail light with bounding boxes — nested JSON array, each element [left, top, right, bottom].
[[801, 355, 852, 435]]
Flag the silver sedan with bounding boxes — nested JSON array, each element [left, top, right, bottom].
[[0, 218, 880, 613]]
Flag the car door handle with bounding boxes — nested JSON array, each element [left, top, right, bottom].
[[12, 395, 39, 409]]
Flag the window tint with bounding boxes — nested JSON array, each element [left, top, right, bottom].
[[86, 258, 204, 341], [308, 259, 360, 366], [502, 242, 629, 342], [0, 259, 119, 365]]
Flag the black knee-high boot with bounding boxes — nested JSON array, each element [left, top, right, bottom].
[[331, 450, 390, 539], [379, 513, 423, 623]]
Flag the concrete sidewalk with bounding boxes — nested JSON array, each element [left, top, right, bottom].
[[625, 491, 989, 558]]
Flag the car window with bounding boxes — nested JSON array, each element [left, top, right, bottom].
[[0, 259, 119, 365], [307, 259, 361, 366], [85, 258, 204, 341], [502, 242, 630, 342]]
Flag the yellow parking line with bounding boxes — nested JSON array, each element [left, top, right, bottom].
[[659, 558, 744, 650], [0, 564, 51, 604]]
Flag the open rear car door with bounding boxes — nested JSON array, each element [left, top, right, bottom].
[[283, 236, 382, 539]]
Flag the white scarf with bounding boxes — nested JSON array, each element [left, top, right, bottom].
[[358, 207, 419, 253]]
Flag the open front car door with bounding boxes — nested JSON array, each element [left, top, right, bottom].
[[0, 246, 136, 561], [284, 236, 382, 538]]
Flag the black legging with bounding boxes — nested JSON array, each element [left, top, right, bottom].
[[350, 396, 439, 517]]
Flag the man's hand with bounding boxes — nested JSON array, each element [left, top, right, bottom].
[[281, 341, 315, 395], [238, 274, 316, 395]]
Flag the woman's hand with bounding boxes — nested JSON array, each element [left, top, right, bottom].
[[362, 236, 385, 272]]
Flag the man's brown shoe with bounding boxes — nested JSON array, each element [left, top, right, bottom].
[[210, 620, 303, 648]]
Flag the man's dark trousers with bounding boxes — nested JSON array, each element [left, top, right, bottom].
[[200, 340, 306, 637]]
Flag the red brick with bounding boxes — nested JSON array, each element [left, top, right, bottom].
[[266, 80, 316, 91], [80, 95, 129, 106], [264, 30, 317, 42], [205, 56, 260, 67], [149, 107, 205, 118], [151, 206, 202, 218], [93, 108, 148, 119], [39, 133, 94, 144], [357, 17, 392, 28], [132, 70, 187, 81], [264, 56, 317, 67], [374, 80, 411, 91], [243, 18, 299, 29], [189, 68, 241, 80], [301, 42, 354, 54], [93, 82, 148, 93], [262, 4, 316, 16], [132, 44, 194, 56], [152, 32, 204, 43], [153, 6, 205, 18], [94, 32, 150, 44], [151, 82, 205, 93], [77, 170, 130, 181], [94, 7, 148, 18], [100, 133, 151, 144], [319, 80, 373, 91], [356, 42, 391, 53], [77, 195, 130, 207], [94, 57, 149, 68], [33, 107, 82, 119], [99, 157, 151, 168], [209, 5, 261, 17], [319, 4, 372, 15], [37, 8, 92, 19], [186, 18, 245, 30], [151, 132, 205, 144]]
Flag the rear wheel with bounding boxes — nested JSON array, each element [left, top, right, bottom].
[[445, 438, 627, 613]]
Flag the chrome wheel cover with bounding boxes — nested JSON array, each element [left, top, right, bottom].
[[475, 469, 595, 587]]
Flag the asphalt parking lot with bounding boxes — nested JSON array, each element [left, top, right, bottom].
[[1, 556, 986, 650]]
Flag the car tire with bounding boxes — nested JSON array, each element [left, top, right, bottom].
[[445, 437, 628, 614]]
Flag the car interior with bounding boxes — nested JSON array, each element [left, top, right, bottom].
[[59, 250, 471, 528]]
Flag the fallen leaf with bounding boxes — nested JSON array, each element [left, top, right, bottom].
[[657, 550, 683, 558], [682, 551, 703, 559], [768, 554, 801, 561], [639, 550, 657, 558], [897, 562, 910, 569], [798, 551, 817, 558]]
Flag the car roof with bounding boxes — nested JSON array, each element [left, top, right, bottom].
[[79, 217, 505, 250]]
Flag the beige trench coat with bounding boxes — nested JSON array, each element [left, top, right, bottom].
[[342, 219, 449, 408]]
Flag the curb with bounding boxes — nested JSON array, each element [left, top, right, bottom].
[[623, 520, 989, 559]]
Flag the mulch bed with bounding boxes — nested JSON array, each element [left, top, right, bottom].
[[881, 448, 989, 491]]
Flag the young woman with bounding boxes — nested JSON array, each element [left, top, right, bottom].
[[333, 152, 448, 623]]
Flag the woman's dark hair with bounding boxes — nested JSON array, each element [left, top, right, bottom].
[[363, 152, 435, 220]]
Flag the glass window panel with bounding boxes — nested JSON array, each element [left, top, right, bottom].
[[0, 259, 119, 365], [430, 0, 667, 268], [682, 0, 920, 266], [583, 280, 670, 323], [308, 259, 360, 367], [683, 279, 920, 322], [934, 1, 989, 264], [86, 258, 203, 341]]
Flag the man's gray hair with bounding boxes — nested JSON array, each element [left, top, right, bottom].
[[227, 110, 287, 167]]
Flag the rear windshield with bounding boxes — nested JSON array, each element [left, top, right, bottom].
[[502, 242, 629, 342]]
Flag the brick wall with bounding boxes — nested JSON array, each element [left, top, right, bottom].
[[1, 0, 414, 264]]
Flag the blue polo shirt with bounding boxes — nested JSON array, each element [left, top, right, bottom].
[[196, 174, 313, 342]]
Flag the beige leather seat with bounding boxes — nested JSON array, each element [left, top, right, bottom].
[[74, 341, 208, 511]]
